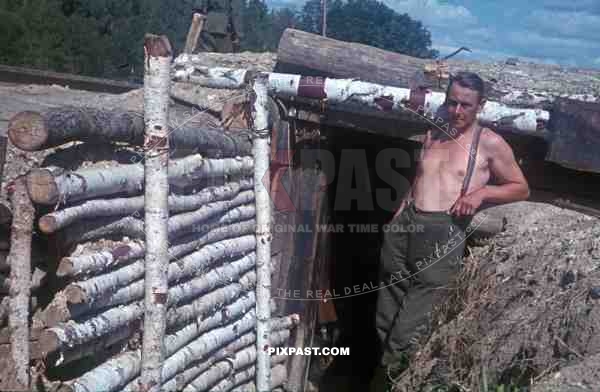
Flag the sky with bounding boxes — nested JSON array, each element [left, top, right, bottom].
[[265, 0, 600, 70]]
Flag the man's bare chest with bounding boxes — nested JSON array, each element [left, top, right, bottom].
[[419, 141, 473, 182]]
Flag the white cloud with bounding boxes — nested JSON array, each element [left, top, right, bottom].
[[528, 10, 600, 40], [383, 0, 477, 28], [594, 57, 600, 64]]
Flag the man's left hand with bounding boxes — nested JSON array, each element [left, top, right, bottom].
[[450, 189, 484, 216]]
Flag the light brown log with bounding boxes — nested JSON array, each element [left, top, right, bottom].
[[6, 177, 34, 390], [184, 13, 206, 54], [7, 108, 251, 154], [277, 28, 430, 89]]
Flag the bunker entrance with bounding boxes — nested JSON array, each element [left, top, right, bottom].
[[307, 125, 421, 391]]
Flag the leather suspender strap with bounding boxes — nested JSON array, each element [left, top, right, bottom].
[[460, 125, 483, 197]]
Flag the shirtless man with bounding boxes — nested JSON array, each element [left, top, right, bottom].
[[371, 72, 530, 390]]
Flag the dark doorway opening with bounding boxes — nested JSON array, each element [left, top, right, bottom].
[[314, 126, 421, 392]]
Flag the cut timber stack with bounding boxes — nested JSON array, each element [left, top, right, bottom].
[[1, 103, 298, 392]]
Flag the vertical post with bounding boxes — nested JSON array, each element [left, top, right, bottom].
[[184, 12, 206, 54], [321, 0, 327, 37], [140, 34, 172, 392], [252, 73, 272, 392], [7, 176, 34, 390]]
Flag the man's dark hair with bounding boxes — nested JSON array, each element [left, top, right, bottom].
[[447, 71, 486, 101]]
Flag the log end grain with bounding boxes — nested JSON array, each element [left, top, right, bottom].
[[7, 111, 48, 151], [38, 215, 58, 234], [38, 329, 60, 357], [64, 284, 85, 305], [56, 258, 74, 278], [25, 169, 59, 205]]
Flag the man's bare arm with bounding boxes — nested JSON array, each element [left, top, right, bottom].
[[451, 130, 529, 216], [479, 131, 530, 203]]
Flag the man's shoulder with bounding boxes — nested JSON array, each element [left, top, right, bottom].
[[480, 127, 507, 147]]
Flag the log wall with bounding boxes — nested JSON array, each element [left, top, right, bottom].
[[0, 102, 300, 392]]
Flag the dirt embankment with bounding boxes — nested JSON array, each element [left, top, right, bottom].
[[394, 201, 600, 392]]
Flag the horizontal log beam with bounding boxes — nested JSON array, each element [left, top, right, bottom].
[[57, 209, 256, 278], [7, 108, 252, 155], [172, 58, 550, 136], [26, 154, 254, 205], [39, 180, 253, 233]]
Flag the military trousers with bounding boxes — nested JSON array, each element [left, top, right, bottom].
[[375, 201, 470, 367]]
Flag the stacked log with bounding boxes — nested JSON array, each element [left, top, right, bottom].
[[2, 103, 297, 392]]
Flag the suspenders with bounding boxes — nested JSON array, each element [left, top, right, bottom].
[[459, 124, 483, 198]]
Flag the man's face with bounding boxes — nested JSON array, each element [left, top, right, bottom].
[[444, 83, 484, 130]]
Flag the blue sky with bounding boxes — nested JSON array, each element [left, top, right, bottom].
[[266, 0, 600, 69]]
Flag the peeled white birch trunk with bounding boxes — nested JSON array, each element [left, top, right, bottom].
[[39, 180, 253, 234], [7, 177, 34, 389], [140, 34, 173, 392], [57, 206, 255, 279], [26, 154, 254, 206], [172, 58, 551, 134], [252, 73, 273, 392]]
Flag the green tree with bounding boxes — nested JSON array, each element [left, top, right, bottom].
[[299, 0, 438, 59]]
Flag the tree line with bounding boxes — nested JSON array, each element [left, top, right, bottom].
[[0, 0, 437, 80]]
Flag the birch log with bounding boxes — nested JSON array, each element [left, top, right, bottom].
[[124, 314, 294, 392], [26, 154, 254, 205], [7, 108, 252, 155], [233, 365, 287, 392], [39, 302, 145, 356], [140, 33, 172, 392], [57, 193, 254, 249], [252, 73, 273, 392], [170, 329, 291, 392], [47, 323, 137, 367], [167, 278, 251, 329], [41, 274, 258, 358], [57, 207, 255, 278], [208, 359, 287, 392], [173, 57, 550, 135], [39, 179, 253, 233], [65, 238, 256, 312], [7, 177, 34, 390], [183, 342, 287, 392]]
